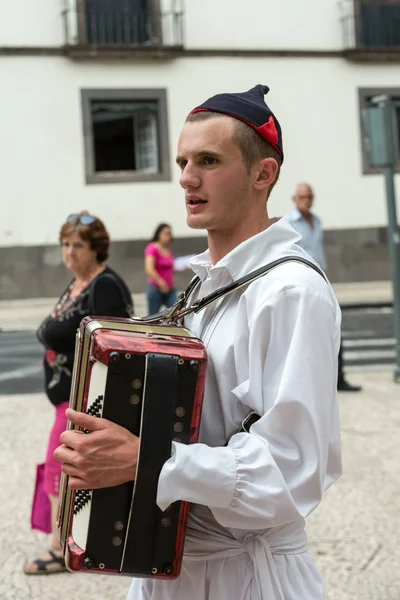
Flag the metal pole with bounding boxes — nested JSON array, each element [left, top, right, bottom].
[[382, 165, 400, 382]]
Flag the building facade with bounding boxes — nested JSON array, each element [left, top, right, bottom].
[[1, 0, 400, 299]]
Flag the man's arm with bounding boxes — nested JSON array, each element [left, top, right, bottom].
[[156, 283, 341, 530]]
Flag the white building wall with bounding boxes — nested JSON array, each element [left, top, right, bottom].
[[0, 0, 65, 46], [1, 55, 400, 248], [184, 0, 344, 50], [0, 0, 345, 50]]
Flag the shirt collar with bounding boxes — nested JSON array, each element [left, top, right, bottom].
[[289, 207, 317, 224], [189, 218, 302, 282], [290, 207, 304, 221]]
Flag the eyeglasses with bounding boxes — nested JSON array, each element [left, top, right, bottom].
[[66, 214, 97, 226]]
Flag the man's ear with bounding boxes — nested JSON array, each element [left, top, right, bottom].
[[253, 158, 279, 192]]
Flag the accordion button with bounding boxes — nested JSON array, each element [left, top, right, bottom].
[[161, 517, 171, 528], [112, 536, 123, 546], [173, 422, 184, 433], [131, 378, 142, 389], [175, 407, 186, 418], [163, 563, 174, 576], [109, 352, 121, 363], [114, 521, 124, 531], [189, 360, 200, 372], [130, 394, 141, 405], [84, 556, 95, 569]]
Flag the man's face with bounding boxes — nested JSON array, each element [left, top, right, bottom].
[[176, 117, 253, 233], [294, 184, 314, 213]]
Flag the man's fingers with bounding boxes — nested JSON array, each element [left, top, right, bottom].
[[68, 476, 90, 490], [66, 408, 107, 432], [54, 443, 75, 463], [62, 462, 83, 478], [59, 429, 87, 449]]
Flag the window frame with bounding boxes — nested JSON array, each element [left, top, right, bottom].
[[358, 87, 400, 175], [81, 88, 171, 185], [354, 0, 400, 49]]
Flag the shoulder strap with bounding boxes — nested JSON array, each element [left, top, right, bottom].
[[141, 255, 326, 324], [171, 255, 326, 321]]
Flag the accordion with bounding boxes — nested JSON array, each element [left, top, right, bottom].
[[57, 315, 207, 579]]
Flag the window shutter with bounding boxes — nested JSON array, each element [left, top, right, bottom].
[[134, 113, 159, 173]]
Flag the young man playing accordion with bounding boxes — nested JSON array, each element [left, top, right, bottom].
[[55, 85, 342, 600]]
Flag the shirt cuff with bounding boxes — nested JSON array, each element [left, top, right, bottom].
[[156, 441, 237, 512]]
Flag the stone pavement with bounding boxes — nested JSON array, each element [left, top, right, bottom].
[[1, 371, 399, 599], [0, 280, 394, 332]]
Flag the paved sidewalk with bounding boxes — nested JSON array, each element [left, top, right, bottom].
[[1, 371, 399, 599], [0, 281, 394, 332]]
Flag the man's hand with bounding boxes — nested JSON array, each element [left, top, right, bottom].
[[54, 408, 139, 490]]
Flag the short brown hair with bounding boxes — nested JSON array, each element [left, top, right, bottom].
[[185, 111, 282, 197], [59, 211, 110, 263]]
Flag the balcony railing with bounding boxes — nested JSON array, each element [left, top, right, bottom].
[[62, 0, 184, 49], [340, 0, 400, 50]]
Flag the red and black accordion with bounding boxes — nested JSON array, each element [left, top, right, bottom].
[[57, 315, 207, 579]]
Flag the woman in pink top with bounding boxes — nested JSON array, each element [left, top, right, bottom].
[[144, 223, 177, 315]]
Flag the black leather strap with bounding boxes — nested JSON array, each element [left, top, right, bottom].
[[238, 411, 261, 434], [224, 411, 261, 446], [121, 353, 178, 575]]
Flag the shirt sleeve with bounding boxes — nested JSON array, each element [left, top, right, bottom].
[[144, 243, 157, 258], [156, 285, 342, 530]]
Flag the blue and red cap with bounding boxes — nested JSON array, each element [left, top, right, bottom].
[[190, 84, 283, 162]]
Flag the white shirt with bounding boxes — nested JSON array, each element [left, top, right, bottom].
[[128, 218, 342, 600]]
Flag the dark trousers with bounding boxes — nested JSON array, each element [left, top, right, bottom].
[[338, 338, 345, 386], [146, 284, 177, 316]]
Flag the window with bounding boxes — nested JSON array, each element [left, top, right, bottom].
[[355, 0, 400, 48], [81, 89, 171, 184], [358, 88, 400, 174], [76, 0, 161, 45]]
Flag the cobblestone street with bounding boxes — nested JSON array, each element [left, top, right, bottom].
[[1, 371, 399, 599]]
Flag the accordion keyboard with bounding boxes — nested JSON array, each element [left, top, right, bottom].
[[71, 360, 107, 551]]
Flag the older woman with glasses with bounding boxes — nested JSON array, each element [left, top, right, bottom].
[[24, 211, 133, 575]]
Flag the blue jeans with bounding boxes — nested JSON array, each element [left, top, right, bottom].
[[146, 284, 177, 316]]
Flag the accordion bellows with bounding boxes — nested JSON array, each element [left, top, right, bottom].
[[57, 316, 207, 579]]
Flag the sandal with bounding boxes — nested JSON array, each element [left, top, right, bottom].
[[24, 550, 68, 575]]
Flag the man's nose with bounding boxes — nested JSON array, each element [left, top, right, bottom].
[[179, 163, 201, 189]]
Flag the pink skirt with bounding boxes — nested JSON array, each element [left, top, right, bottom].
[[44, 402, 69, 496]]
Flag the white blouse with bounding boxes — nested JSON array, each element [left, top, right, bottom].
[[128, 218, 342, 600]]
